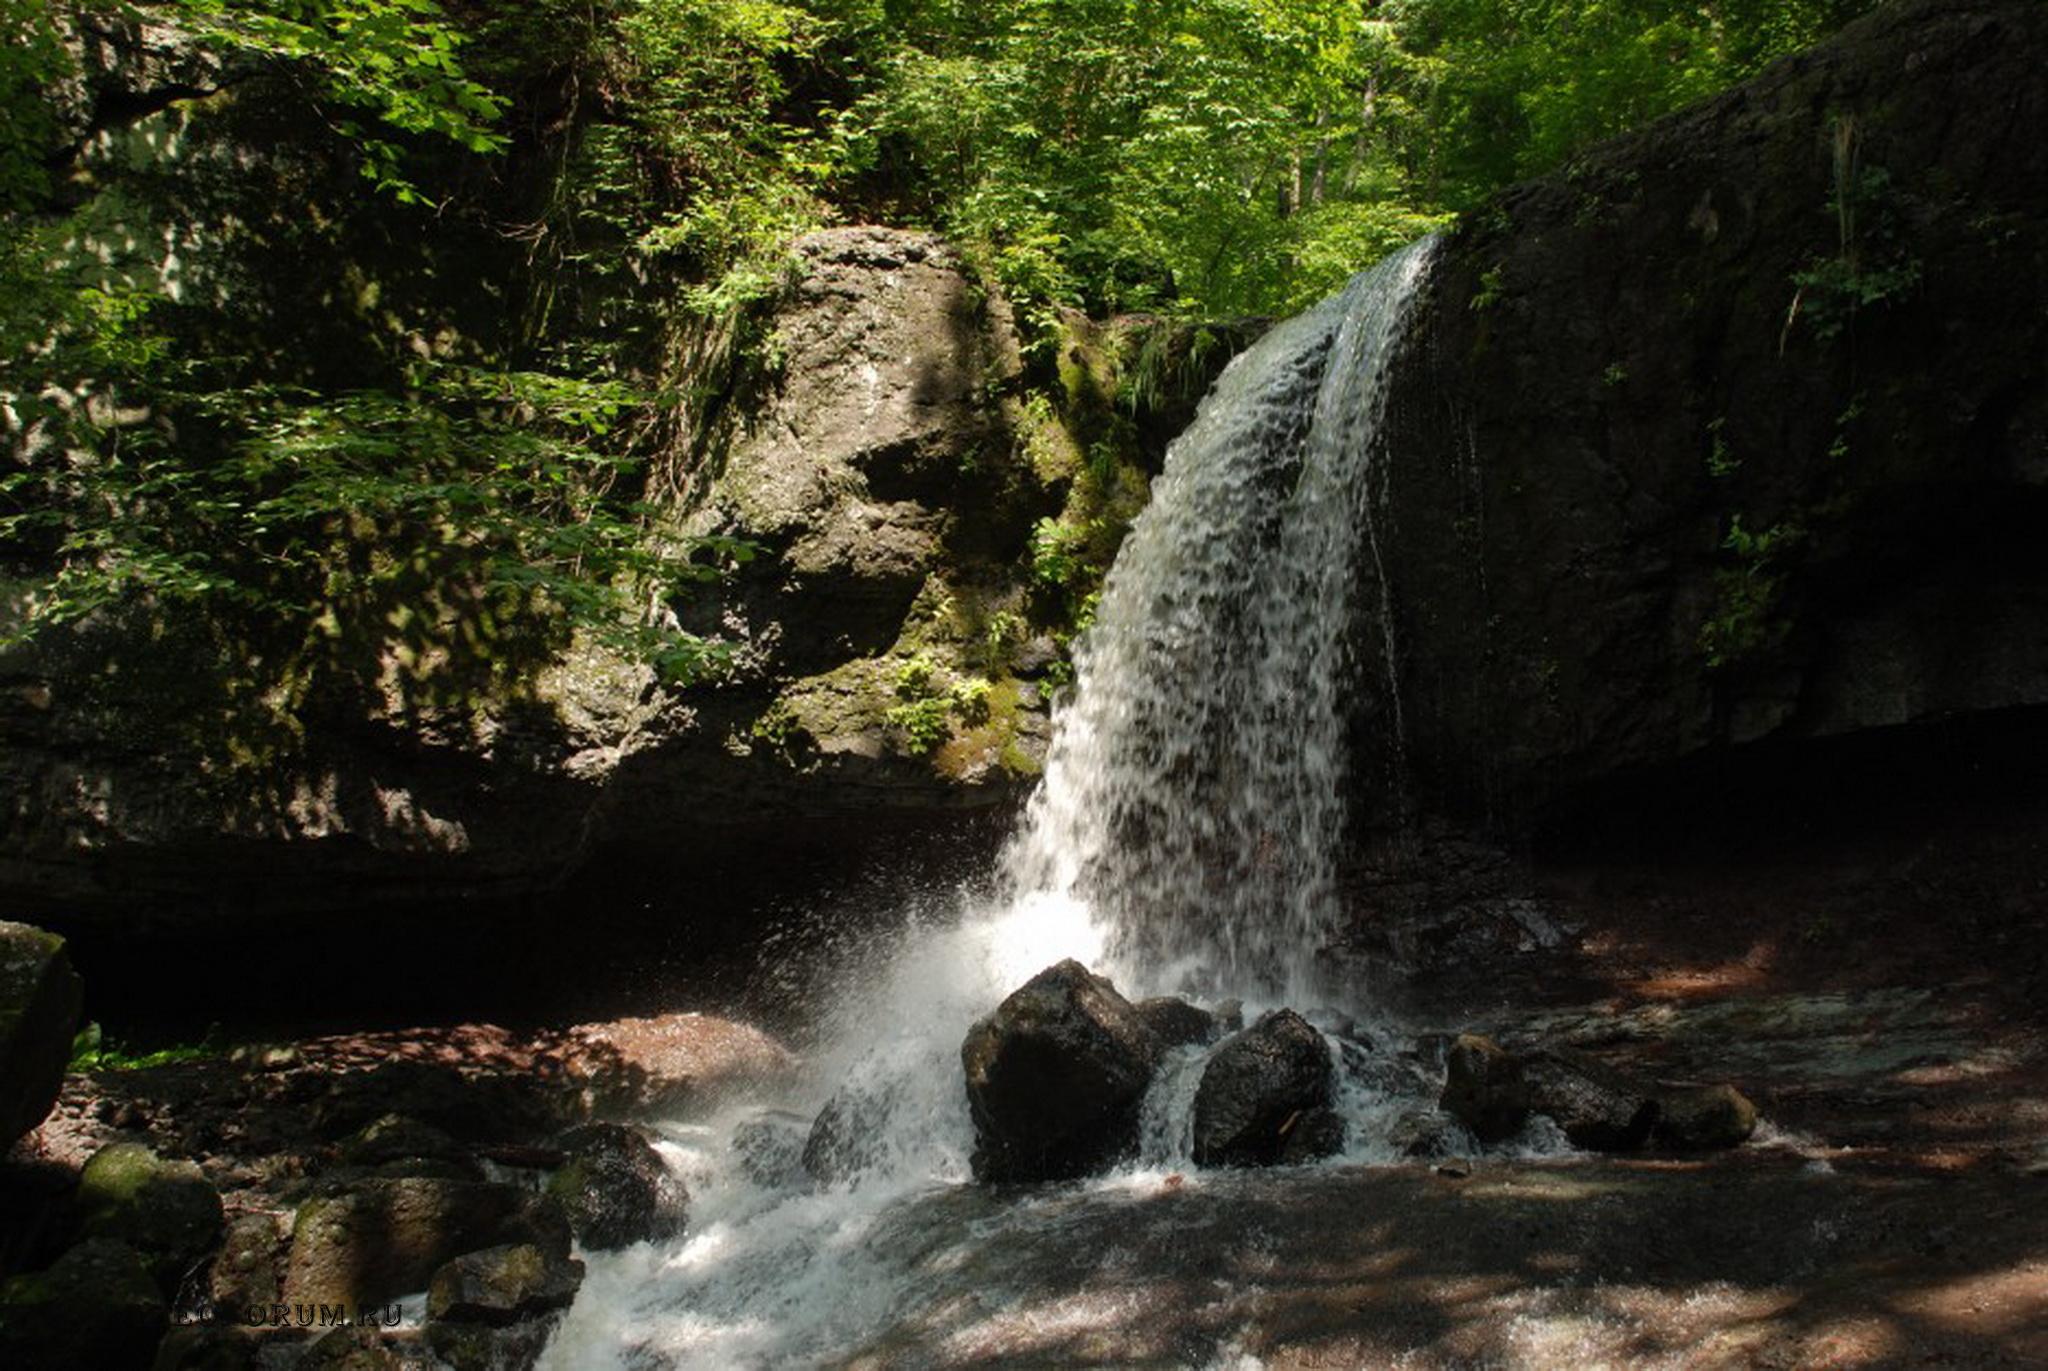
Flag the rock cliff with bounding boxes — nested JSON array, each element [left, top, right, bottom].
[[1363, 0, 2048, 836]]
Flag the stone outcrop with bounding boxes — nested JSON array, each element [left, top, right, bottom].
[[0, 222, 1058, 922], [960, 960, 1164, 1182], [1364, 0, 2048, 835], [0, 920, 82, 1150]]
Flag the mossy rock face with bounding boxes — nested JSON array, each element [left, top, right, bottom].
[[76, 1141, 225, 1295], [0, 1238, 168, 1370], [0, 920, 83, 1151], [426, 1242, 583, 1325], [281, 1178, 554, 1317]]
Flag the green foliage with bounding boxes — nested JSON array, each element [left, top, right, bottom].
[[71, 1021, 224, 1072], [1705, 417, 1739, 478], [0, 0, 1888, 745], [2, 361, 753, 703], [1699, 514, 1804, 670], [1027, 517, 1090, 592], [172, 0, 509, 201], [884, 650, 994, 752], [1788, 118, 1922, 343]]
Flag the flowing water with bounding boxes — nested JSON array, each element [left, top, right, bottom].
[[540, 240, 1447, 1370]]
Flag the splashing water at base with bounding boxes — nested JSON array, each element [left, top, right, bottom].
[[540, 241, 1442, 1370]]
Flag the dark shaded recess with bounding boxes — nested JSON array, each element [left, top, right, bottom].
[[40, 809, 1010, 1047], [1536, 702, 2048, 859]]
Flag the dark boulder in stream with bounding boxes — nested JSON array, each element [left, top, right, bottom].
[[1192, 1010, 1337, 1167], [546, 1124, 688, 1251], [961, 960, 1164, 1182]]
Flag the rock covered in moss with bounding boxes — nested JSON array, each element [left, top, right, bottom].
[[0, 920, 84, 1151], [1654, 1083, 1759, 1151], [545, 1124, 687, 1250], [75, 1141, 224, 1294], [427, 1243, 582, 1325], [1192, 1011, 1336, 1167], [0, 1238, 168, 1369], [282, 1177, 559, 1316], [961, 960, 1165, 1182]]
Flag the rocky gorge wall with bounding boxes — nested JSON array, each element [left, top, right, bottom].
[[1362, 0, 2048, 839]]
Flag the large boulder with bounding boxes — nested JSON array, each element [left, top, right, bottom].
[[544, 1124, 688, 1251], [0, 1238, 169, 1370], [960, 960, 1165, 1182], [1361, 0, 2048, 836], [1439, 1035, 1531, 1143], [0, 920, 83, 1151], [1520, 1050, 1661, 1152], [1191, 1011, 1337, 1167], [74, 1142, 225, 1296]]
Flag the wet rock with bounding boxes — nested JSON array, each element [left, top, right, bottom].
[[207, 1211, 288, 1324], [801, 1087, 896, 1184], [1275, 1107, 1347, 1165], [339, 1114, 480, 1177], [556, 1013, 799, 1119], [1192, 1010, 1335, 1167], [1522, 1049, 1660, 1152], [0, 1238, 168, 1370], [1389, 1108, 1473, 1160], [1440, 1034, 1531, 1143], [296, 1326, 405, 1370], [426, 1317, 557, 1371], [0, 920, 84, 1151], [153, 1323, 263, 1371], [961, 960, 1165, 1182], [732, 1109, 812, 1189], [282, 1178, 547, 1315], [1654, 1084, 1759, 1151], [75, 1141, 224, 1294], [545, 1124, 688, 1250], [427, 1243, 583, 1325], [1133, 997, 1223, 1048]]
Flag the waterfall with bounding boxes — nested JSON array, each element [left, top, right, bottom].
[[539, 239, 1438, 1370], [1004, 238, 1434, 1003]]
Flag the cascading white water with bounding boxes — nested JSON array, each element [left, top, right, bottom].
[[539, 240, 1439, 1371], [1002, 238, 1435, 1004]]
